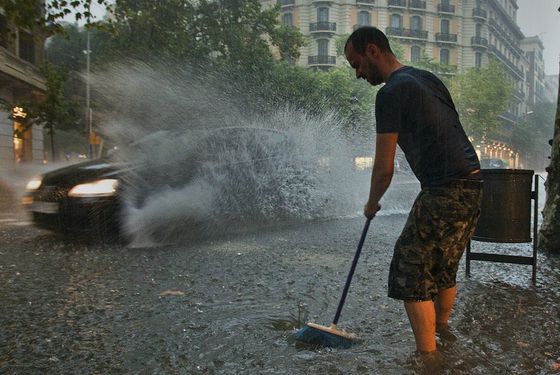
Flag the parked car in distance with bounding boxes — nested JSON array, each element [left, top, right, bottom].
[[480, 158, 508, 169]]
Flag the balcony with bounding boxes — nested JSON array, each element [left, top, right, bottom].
[[356, 0, 374, 4], [308, 55, 336, 66], [488, 45, 524, 79], [309, 22, 336, 33], [436, 33, 458, 43], [279, 0, 295, 6], [437, 3, 455, 13], [472, 7, 487, 20], [408, 0, 426, 9], [513, 90, 526, 100], [388, 0, 406, 7], [500, 111, 519, 124], [386, 27, 428, 40], [471, 36, 488, 48]]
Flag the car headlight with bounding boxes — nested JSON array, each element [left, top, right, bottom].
[[26, 177, 43, 190], [68, 179, 119, 197]]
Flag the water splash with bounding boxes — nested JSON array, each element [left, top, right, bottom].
[[91, 61, 415, 245]]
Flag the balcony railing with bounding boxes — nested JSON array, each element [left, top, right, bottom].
[[500, 111, 519, 123], [308, 55, 336, 65], [436, 33, 458, 43], [472, 8, 488, 19], [279, 0, 295, 6], [471, 36, 488, 47], [386, 27, 428, 39], [309, 22, 336, 32], [437, 3, 455, 13], [489, 18, 524, 56], [488, 45, 524, 79], [409, 0, 426, 9], [513, 90, 526, 100], [388, 0, 406, 7], [356, 0, 374, 4]]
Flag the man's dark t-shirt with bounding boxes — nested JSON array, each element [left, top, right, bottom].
[[375, 66, 480, 188]]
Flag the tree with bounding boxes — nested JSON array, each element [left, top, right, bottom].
[[1, 61, 79, 161], [46, 22, 113, 72], [106, 0, 304, 66], [0, 0, 113, 43], [509, 102, 556, 169], [538, 75, 560, 254], [450, 59, 515, 144]]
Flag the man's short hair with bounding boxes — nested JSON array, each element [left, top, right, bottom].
[[345, 26, 393, 56]]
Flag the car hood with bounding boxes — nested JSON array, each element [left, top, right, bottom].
[[39, 158, 131, 189]]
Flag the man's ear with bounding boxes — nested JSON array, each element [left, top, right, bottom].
[[365, 43, 380, 59]]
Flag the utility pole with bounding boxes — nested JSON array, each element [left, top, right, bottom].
[[85, 28, 91, 159]]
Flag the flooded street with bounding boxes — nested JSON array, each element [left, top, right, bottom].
[[1, 198, 560, 374]]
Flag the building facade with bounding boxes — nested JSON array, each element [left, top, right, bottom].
[[0, 9, 46, 166], [521, 36, 546, 109]]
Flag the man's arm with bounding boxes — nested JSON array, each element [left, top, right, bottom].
[[364, 132, 399, 218]]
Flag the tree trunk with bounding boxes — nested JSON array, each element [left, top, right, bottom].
[[50, 129, 56, 162], [538, 73, 560, 254]]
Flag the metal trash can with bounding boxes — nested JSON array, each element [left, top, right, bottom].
[[472, 169, 535, 243]]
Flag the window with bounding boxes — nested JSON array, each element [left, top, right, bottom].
[[358, 11, 371, 26], [318, 8, 329, 22], [410, 46, 421, 62], [0, 15, 8, 49], [440, 49, 450, 64], [475, 52, 482, 68], [441, 0, 450, 4], [281, 13, 293, 27], [440, 19, 450, 34], [318, 39, 329, 56], [410, 16, 422, 30], [390, 14, 403, 28], [18, 31, 35, 64]]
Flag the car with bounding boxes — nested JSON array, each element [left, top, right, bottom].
[[480, 158, 508, 169], [23, 127, 319, 242]]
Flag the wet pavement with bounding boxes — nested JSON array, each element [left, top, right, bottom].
[[1, 201, 560, 374]]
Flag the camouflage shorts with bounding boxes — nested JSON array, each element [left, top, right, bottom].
[[388, 183, 482, 301]]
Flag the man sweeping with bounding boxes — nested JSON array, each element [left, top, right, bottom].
[[344, 27, 482, 356]]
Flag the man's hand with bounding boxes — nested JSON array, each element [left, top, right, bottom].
[[364, 201, 381, 219]]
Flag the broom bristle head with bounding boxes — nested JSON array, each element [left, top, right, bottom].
[[295, 323, 356, 349]]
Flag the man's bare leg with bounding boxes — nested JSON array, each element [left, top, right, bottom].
[[404, 300, 437, 352], [434, 286, 456, 324]]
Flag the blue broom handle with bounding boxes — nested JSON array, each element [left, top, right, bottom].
[[333, 217, 372, 326]]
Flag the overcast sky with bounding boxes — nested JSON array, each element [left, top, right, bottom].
[[516, 0, 560, 75]]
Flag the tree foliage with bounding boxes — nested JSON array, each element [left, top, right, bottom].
[[450, 59, 515, 143], [106, 0, 304, 66], [0, 0, 113, 43], [510, 102, 555, 155]]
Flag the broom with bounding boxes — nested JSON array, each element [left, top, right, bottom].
[[295, 217, 372, 349]]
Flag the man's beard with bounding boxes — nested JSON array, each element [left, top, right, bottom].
[[366, 59, 384, 86]]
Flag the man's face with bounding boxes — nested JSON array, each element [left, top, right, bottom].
[[345, 42, 384, 86]]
